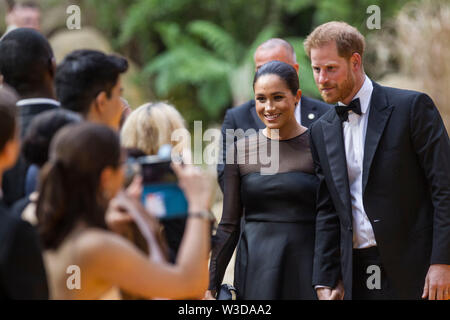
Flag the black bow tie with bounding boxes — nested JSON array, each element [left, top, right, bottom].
[[335, 98, 362, 122]]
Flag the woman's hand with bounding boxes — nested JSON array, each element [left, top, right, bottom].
[[105, 195, 134, 235], [171, 163, 213, 213], [203, 290, 216, 300]]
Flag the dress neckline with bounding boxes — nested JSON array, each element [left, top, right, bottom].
[[259, 129, 309, 142]]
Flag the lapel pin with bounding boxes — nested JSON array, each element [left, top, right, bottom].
[[308, 113, 315, 120]]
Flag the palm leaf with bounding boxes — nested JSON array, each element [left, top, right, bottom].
[[187, 20, 241, 63]]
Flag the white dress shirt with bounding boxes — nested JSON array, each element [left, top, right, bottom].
[[295, 100, 302, 125], [339, 75, 377, 249], [315, 76, 377, 289], [16, 98, 61, 108]]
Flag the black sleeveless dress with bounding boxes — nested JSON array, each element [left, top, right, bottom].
[[209, 130, 318, 300]]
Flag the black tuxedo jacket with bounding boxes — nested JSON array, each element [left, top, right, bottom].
[[309, 81, 450, 299], [217, 96, 331, 191], [2, 102, 59, 206], [19, 102, 59, 138], [0, 203, 49, 299]]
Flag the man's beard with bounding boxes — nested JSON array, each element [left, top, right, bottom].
[[320, 66, 355, 104]]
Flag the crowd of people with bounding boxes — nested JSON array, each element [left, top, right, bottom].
[[0, 17, 448, 300]]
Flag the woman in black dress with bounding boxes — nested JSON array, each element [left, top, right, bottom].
[[207, 61, 319, 300]]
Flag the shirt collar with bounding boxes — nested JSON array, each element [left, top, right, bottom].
[[295, 99, 302, 123], [16, 98, 61, 108], [353, 75, 373, 114], [338, 75, 373, 114]]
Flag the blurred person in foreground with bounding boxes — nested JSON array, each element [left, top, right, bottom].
[[37, 122, 214, 299], [0, 27, 59, 206], [0, 85, 48, 299], [119, 97, 132, 130], [305, 21, 450, 300], [120, 102, 192, 262], [218, 38, 331, 191], [55, 49, 128, 131], [11, 109, 82, 224]]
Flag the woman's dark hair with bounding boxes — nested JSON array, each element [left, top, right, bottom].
[[253, 60, 299, 95], [0, 85, 18, 151], [36, 123, 121, 250], [23, 109, 82, 167]]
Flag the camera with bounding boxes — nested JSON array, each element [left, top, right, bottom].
[[125, 145, 188, 220]]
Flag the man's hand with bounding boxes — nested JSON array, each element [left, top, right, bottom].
[[316, 281, 345, 300], [422, 264, 450, 300]]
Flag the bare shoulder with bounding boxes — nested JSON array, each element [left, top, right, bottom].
[[74, 228, 138, 263]]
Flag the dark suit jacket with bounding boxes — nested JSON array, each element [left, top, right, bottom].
[[217, 96, 331, 191], [2, 102, 59, 206], [309, 81, 450, 299], [0, 202, 49, 299]]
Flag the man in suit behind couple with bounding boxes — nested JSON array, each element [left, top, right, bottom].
[[217, 38, 331, 191], [306, 21, 449, 300]]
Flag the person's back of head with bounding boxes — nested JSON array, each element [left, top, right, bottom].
[[0, 28, 54, 98], [55, 50, 129, 130], [120, 102, 189, 156], [22, 109, 83, 168], [0, 85, 19, 172], [36, 122, 123, 250]]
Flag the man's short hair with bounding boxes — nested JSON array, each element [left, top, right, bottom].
[[17, 1, 40, 9], [304, 21, 365, 60], [55, 50, 129, 116], [257, 38, 297, 62], [0, 85, 19, 151], [0, 28, 54, 96]]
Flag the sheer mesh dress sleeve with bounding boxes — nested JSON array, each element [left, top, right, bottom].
[[209, 142, 243, 292]]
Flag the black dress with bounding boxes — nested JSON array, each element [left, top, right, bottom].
[[209, 130, 318, 300]]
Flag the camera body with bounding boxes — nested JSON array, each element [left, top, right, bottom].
[[126, 146, 188, 220]]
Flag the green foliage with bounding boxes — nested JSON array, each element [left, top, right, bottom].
[[143, 20, 277, 119], [82, 0, 418, 126]]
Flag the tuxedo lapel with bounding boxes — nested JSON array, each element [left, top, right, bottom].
[[322, 111, 352, 210], [300, 96, 314, 127], [362, 82, 394, 193]]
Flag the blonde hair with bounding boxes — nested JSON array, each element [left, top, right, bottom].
[[120, 102, 190, 156], [304, 21, 365, 59]]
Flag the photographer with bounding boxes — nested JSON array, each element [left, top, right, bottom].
[[38, 123, 214, 299]]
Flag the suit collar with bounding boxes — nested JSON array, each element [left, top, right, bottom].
[[362, 81, 394, 192], [300, 96, 320, 127], [319, 80, 394, 208], [321, 111, 352, 210]]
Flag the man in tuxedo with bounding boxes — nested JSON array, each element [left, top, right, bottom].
[[55, 49, 128, 131], [217, 38, 331, 191], [0, 85, 48, 299], [305, 22, 450, 300], [0, 28, 59, 206]]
